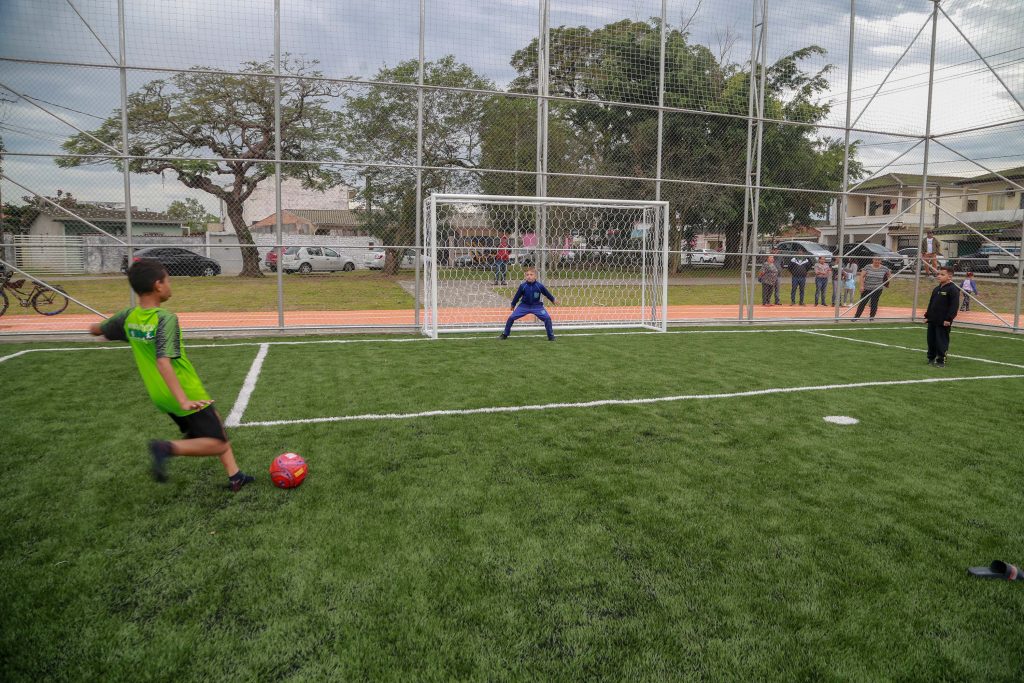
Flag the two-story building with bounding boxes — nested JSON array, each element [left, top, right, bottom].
[[820, 168, 1024, 255]]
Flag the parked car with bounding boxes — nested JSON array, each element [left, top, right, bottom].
[[121, 247, 221, 276], [683, 248, 726, 267], [836, 242, 904, 272], [280, 246, 355, 274], [989, 247, 1022, 278], [452, 252, 491, 269], [364, 248, 417, 270], [774, 240, 833, 270], [896, 247, 948, 270], [950, 244, 1020, 275]]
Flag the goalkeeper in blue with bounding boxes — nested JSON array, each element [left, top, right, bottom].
[[500, 266, 557, 341]]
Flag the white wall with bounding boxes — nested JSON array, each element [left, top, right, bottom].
[[241, 178, 354, 227]]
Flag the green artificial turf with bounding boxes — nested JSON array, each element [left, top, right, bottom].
[[1, 325, 1023, 681]]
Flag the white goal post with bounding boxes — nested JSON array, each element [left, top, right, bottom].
[[422, 194, 670, 338]]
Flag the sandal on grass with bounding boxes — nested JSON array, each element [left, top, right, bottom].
[[968, 561, 1021, 581]]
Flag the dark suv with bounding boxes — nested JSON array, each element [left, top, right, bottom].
[[836, 242, 904, 272], [121, 247, 221, 276], [774, 240, 833, 270]]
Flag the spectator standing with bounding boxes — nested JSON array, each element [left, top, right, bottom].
[[758, 255, 780, 307], [960, 272, 977, 311], [788, 254, 811, 305], [853, 257, 891, 321], [841, 262, 857, 304], [813, 257, 831, 306], [493, 233, 511, 285], [921, 229, 943, 275]]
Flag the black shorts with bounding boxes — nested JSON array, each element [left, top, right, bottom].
[[168, 405, 228, 441]]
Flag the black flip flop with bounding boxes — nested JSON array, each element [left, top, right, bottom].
[[968, 561, 1021, 581]]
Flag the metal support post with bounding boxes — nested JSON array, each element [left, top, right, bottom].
[[834, 0, 855, 321], [117, 0, 134, 306], [274, 0, 285, 329], [738, 0, 759, 319], [414, 0, 425, 327], [655, 0, 667, 204], [536, 0, 549, 280], [746, 0, 768, 320], [911, 0, 940, 322]]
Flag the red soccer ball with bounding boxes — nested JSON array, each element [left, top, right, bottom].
[[270, 452, 308, 489]]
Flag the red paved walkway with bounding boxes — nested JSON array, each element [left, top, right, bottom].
[[0, 304, 1015, 334]]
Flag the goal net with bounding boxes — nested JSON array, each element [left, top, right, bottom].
[[422, 194, 669, 337]]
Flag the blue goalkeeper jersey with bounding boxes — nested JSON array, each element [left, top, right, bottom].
[[511, 281, 555, 307]]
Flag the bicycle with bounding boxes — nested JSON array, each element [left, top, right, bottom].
[[0, 270, 71, 317]]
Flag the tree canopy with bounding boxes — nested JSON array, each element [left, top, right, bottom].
[[57, 56, 345, 276]]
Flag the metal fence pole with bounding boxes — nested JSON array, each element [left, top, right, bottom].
[[911, 0, 940, 322], [536, 0, 549, 280], [117, 0, 134, 307], [274, 0, 284, 330], [655, 0, 666, 205], [737, 0, 761, 319], [834, 0, 856, 321], [746, 0, 768, 320], [414, 0, 425, 328], [1015, 216, 1024, 331]]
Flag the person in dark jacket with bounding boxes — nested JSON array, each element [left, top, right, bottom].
[[924, 265, 960, 367], [788, 255, 811, 305], [500, 267, 557, 340]]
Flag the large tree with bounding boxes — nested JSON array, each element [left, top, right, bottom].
[[337, 56, 493, 274], [509, 19, 862, 265], [57, 57, 344, 276]]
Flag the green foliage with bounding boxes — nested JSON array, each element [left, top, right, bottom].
[[165, 198, 216, 234], [338, 56, 494, 271]]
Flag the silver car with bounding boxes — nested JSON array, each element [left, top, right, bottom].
[[280, 246, 355, 274]]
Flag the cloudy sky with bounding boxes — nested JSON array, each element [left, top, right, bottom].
[[1, 0, 1021, 215]]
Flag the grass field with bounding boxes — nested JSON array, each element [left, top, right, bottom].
[[2, 325, 1023, 680]]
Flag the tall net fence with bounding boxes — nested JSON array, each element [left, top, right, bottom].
[[0, 0, 1021, 335]]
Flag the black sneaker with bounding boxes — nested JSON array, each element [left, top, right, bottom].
[[927, 359, 935, 366], [499, 334, 508, 340], [229, 472, 255, 492], [547, 336, 556, 342], [149, 440, 172, 483], [935, 359, 945, 368]]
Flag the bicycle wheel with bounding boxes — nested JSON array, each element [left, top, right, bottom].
[[0, 288, 8, 317], [32, 286, 70, 315]]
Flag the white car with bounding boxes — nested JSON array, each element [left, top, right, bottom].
[[280, 246, 355, 274], [685, 248, 726, 266], [364, 248, 417, 270]]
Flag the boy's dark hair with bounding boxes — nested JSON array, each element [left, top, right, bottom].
[[127, 258, 168, 294], [939, 265, 955, 276]]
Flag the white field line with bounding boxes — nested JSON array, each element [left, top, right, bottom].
[[235, 374, 1024, 427], [0, 325, 924, 364], [800, 330, 1024, 370], [956, 330, 1024, 343], [224, 343, 270, 428]]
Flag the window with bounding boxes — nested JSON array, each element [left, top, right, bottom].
[[988, 194, 1006, 211], [882, 199, 894, 215], [1019, 194, 1024, 210], [323, 248, 339, 257], [307, 247, 322, 256], [901, 198, 913, 212], [966, 199, 978, 212]]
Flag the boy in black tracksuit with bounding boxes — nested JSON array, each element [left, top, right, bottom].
[[924, 266, 960, 367]]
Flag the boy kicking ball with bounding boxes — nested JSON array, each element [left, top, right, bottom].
[[500, 267, 557, 341], [89, 258, 255, 491]]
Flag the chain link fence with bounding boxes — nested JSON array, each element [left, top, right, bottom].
[[1, 0, 1021, 335]]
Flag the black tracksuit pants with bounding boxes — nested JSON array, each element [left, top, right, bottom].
[[927, 322, 951, 361]]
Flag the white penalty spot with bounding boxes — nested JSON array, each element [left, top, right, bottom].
[[823, 415, 859, 425]]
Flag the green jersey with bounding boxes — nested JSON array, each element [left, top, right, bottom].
[[100, 307, 209, 416]]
